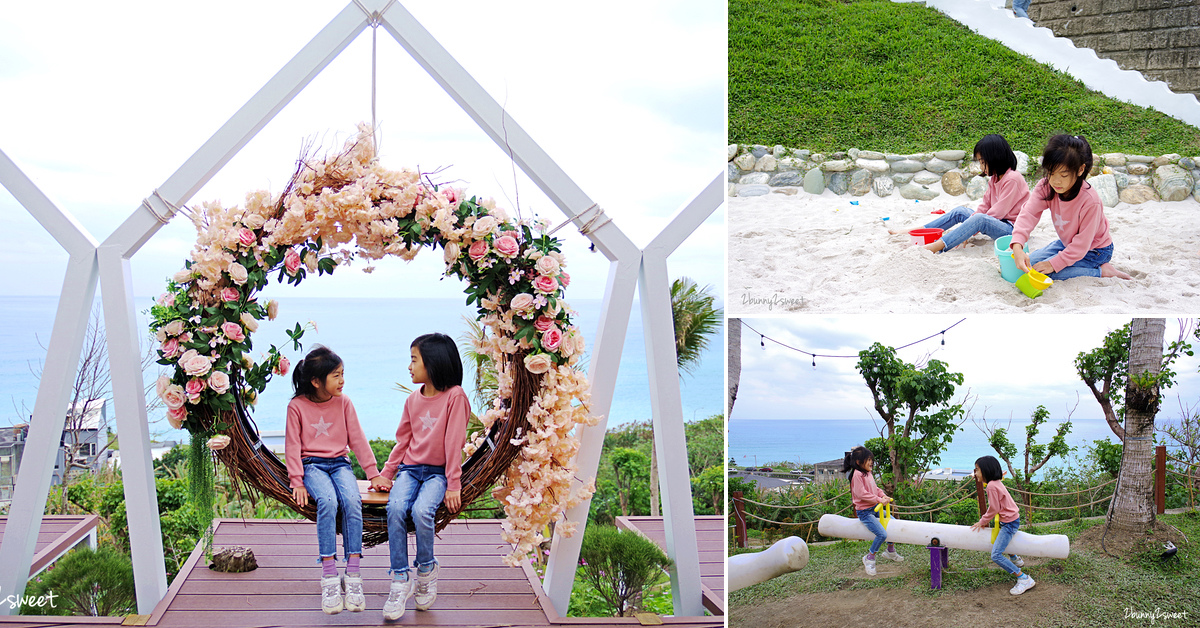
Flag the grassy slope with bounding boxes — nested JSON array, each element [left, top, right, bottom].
[[729, 512, 1200, 628], [729, 0, 1200, 155]]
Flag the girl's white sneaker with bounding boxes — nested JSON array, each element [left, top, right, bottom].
[[382, 578, 414, 620], [1010, 575, 1036, 595], [320, 575, 344, 614], [343, 575, 366, 612], [414, 563, 439, 610]]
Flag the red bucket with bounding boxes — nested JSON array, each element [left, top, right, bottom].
[[908, 228, 943, 245]]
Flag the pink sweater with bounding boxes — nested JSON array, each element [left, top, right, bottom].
[[850, 470, 889, 511], [978, 480, 1020, 527], [285, 395, 380, 489], [382, 385, 471, 492], [976, 169, 1030, 222], [1011, 179, 1113, 273]]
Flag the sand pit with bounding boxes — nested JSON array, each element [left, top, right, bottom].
[[728, 186, 1200, 314]]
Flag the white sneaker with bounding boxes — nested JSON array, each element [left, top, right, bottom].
[[343, 575, 366, 612], [382, 577, 414, 620], [414, 563, 439, 610], [881, 549, 904, 563], [862, 554, 877, 576], [1010, 575, 1036, 595], [1012, 556, 1025, 568], [320, 575, 344, 615]]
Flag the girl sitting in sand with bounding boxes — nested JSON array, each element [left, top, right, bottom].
[[892, 134, 1029, 253], [1010, 134, 1131, 280]]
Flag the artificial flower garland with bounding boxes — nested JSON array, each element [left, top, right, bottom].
[[150, 124, 598, 564]]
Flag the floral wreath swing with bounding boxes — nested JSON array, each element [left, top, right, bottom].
[[150, 125, 598, 564]]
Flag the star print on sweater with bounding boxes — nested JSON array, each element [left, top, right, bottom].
[[419, 410, 439, 432], [312, 417, 332, 437]]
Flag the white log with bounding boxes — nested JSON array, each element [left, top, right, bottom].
[[728, 537, 809, 592], [817, 514, 1070, 559]]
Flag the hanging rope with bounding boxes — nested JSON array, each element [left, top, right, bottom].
[[548, 203, 612, 238], [739, 489, 849, 510], [1165, 451, 1200, 469], [1007, 477, 1117, 498], [352, 0, 397, 156]]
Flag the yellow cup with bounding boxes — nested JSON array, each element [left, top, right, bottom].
[[1016, 268, 1052, 298]]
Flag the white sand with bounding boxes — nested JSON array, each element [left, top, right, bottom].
[[728, 185, 1200, 314]]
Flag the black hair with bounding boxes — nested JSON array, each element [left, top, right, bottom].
[[412, 333, 463, 392], [843, 446, 874, 481], [975, 455, 1004, 483], [291, 345, 343, 400], [1039, 134, 1093, 202], [973, 134, 1018, 178]]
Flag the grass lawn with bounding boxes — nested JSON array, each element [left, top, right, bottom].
[[729, 0, 1200, 155], [730, 512, 1200, 627]]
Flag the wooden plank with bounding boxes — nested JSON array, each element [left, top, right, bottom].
[[178, 578, 535, 595], [146, 517, 211, 625], [152, 608, 551, 627], [185, 566, 527, 581], [30, 516, 99, 574], [166, 592, 543, 611]]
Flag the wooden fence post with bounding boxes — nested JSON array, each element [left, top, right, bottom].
[[1157, 445, 1166, 515], [732, 491, 747, 548]]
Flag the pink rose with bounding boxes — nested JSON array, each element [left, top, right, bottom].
[[523, 353, 553, 375], [469, 240, 489, 261], [542, 327, 563, 352], [266, 299, 279, 321], [444, 188, 460, 205], [160, 384, 186, 410], [510, 293, 535, 312], [536, 255, 560, 276], [275, 356, 290, 376], [221, 287, 240, 303], [182, 353, 212, 377], [186, 378, 206, 396], [207, 435, 231, 451], [560, 272, 570, 288], [495, 235, 519, 257], [473, 216, 498, 235], [533, 275, 559, 294], [228, 262, 248, 285], [157, 293, 174, 306], [209, 370, 231, 395], [161, 337, 180, 358], [534, 315, 556, 332], [284, 249, 302, 275], [167, 406, 187, 429], [240, 312, 259, 333], [164, 320, 184, 337], [238, 228, 256, 247], [221, 321, 245, 343], [155, 376, 171, 398]]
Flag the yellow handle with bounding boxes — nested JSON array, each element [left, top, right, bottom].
[[875, 501, 892, 529], [990, 514, 1000, 543]]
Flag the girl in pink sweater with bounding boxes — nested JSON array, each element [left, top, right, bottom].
[[843, 446, 902, 576], [969, 455, 1035, 595], [379, 333, 471, 620], [1010, 134, 1132, 280], [284, 345, 388, 615]]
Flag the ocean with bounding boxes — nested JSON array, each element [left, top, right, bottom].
[[729, 418, 1120, 478], [0, 296, 723, 441]]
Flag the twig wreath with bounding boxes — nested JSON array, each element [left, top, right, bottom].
[[150, 124, 598, 564]]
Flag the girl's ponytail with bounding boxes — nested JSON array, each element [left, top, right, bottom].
[[291, 358, 310, 398]]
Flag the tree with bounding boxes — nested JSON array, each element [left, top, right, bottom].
[[578, 525, 673, 617], [978, 404, 1073, 507], [611, 448, 650, 518], [1075, 323, 1132, 439], [855, 342, 966, 491], [1109, 318, 1167, 532], [728, 317, 741, 417]]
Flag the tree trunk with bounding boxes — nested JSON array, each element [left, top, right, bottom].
[[650, 440, 660, 517], [1110, 318, 1165, 532], [728, 318, 741, 417]]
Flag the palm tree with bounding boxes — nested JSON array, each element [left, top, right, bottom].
[[1109, 318, 1165, 532], [650, 278, 724, 516]]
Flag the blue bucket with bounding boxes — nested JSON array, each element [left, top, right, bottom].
[[995, 235, 1022, 283]]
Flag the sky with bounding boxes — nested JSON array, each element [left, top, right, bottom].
[[0, 0, 725, 301], [730, 316, 1200, 426]]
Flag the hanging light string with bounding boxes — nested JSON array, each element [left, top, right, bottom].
[[740, 318, 966, 367]]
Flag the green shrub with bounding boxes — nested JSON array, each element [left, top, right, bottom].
[[22, 546, 135, 616], [578, 525, 673, 617]]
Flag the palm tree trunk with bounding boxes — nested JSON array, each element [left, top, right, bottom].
[[1110, 318, 1165, 532], [729, 318, 741, 416]]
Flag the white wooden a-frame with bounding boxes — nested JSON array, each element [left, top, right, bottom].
[[0, 0, 719, 617]]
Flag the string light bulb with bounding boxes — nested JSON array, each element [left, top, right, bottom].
[[812, 355, 816, 369], [941, 332, 945, 346], [761, 335, 765, 349]]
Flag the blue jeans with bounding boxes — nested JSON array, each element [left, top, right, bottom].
[[1013, 0, 1031, 18], [991, 517, 1024, 574], [1030, 241, 1113, 280], [856, 508, 888, 554], [387, 464, 447, 574], [924, 206, 1013, 251], [302, 456, 363, 561]]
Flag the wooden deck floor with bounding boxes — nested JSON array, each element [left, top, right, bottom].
[[615, 516, 725, 615], [0, 515, 99, 576]]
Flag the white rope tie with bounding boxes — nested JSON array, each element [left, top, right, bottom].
[[548, 203, 611, 236], [352, 0, 397, 159], [141, 189, 190, 224]]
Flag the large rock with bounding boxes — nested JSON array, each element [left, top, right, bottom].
[[967, 160, 984, 176], [734, 153, 756, 170], [873, 176, 895, 197], [849, 169, 873, 196], [778, 157, 804, 170], [1014, 151, 1030, 175], [884, 153, 905, 162], [935, 150, 967, 161], [821, 159, 851, 172], [768, 171, 806, 187], [727, 163, 740, 182], [856, 158, 891, 173], [1194, 177, 1200, 200], [924, 158, 958, 173], [1127, 162, 1151, 175], [892, 172, 915, 185], [1153, 164, 1195, 201], [1102, 153, 1126, 167], [828, 171, 850, 195], [793, 149, 811, 159], [772, 145, 787, 158], [736, 184, 771, 197], [1153, 154, 1180, 167], [754, 155, 778, 172], [848, 148, 860, 160], [728, 144, 738, 161], [1119, 184, 1158, 204], [750, 145, 770, 158], [891, 159, 926, 173], [772, 187, 800, 196], [1127, 154, 1154, 163], [802, 168, 825, 194], [907, 152, 934, 162], [1179, 157, 1195, 170], [966, 175, 988, 200], [912, 170, 942, 185], [1112, 169, 1130, 190], [810, 153, 826, 164], [1091, 174, 1119, 207], [739, 172, 771, 185], [830, 151, 847, 160], [858, 150, 885, 160], [942, 169, 967, 196], [899, 182, 939, 200]]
